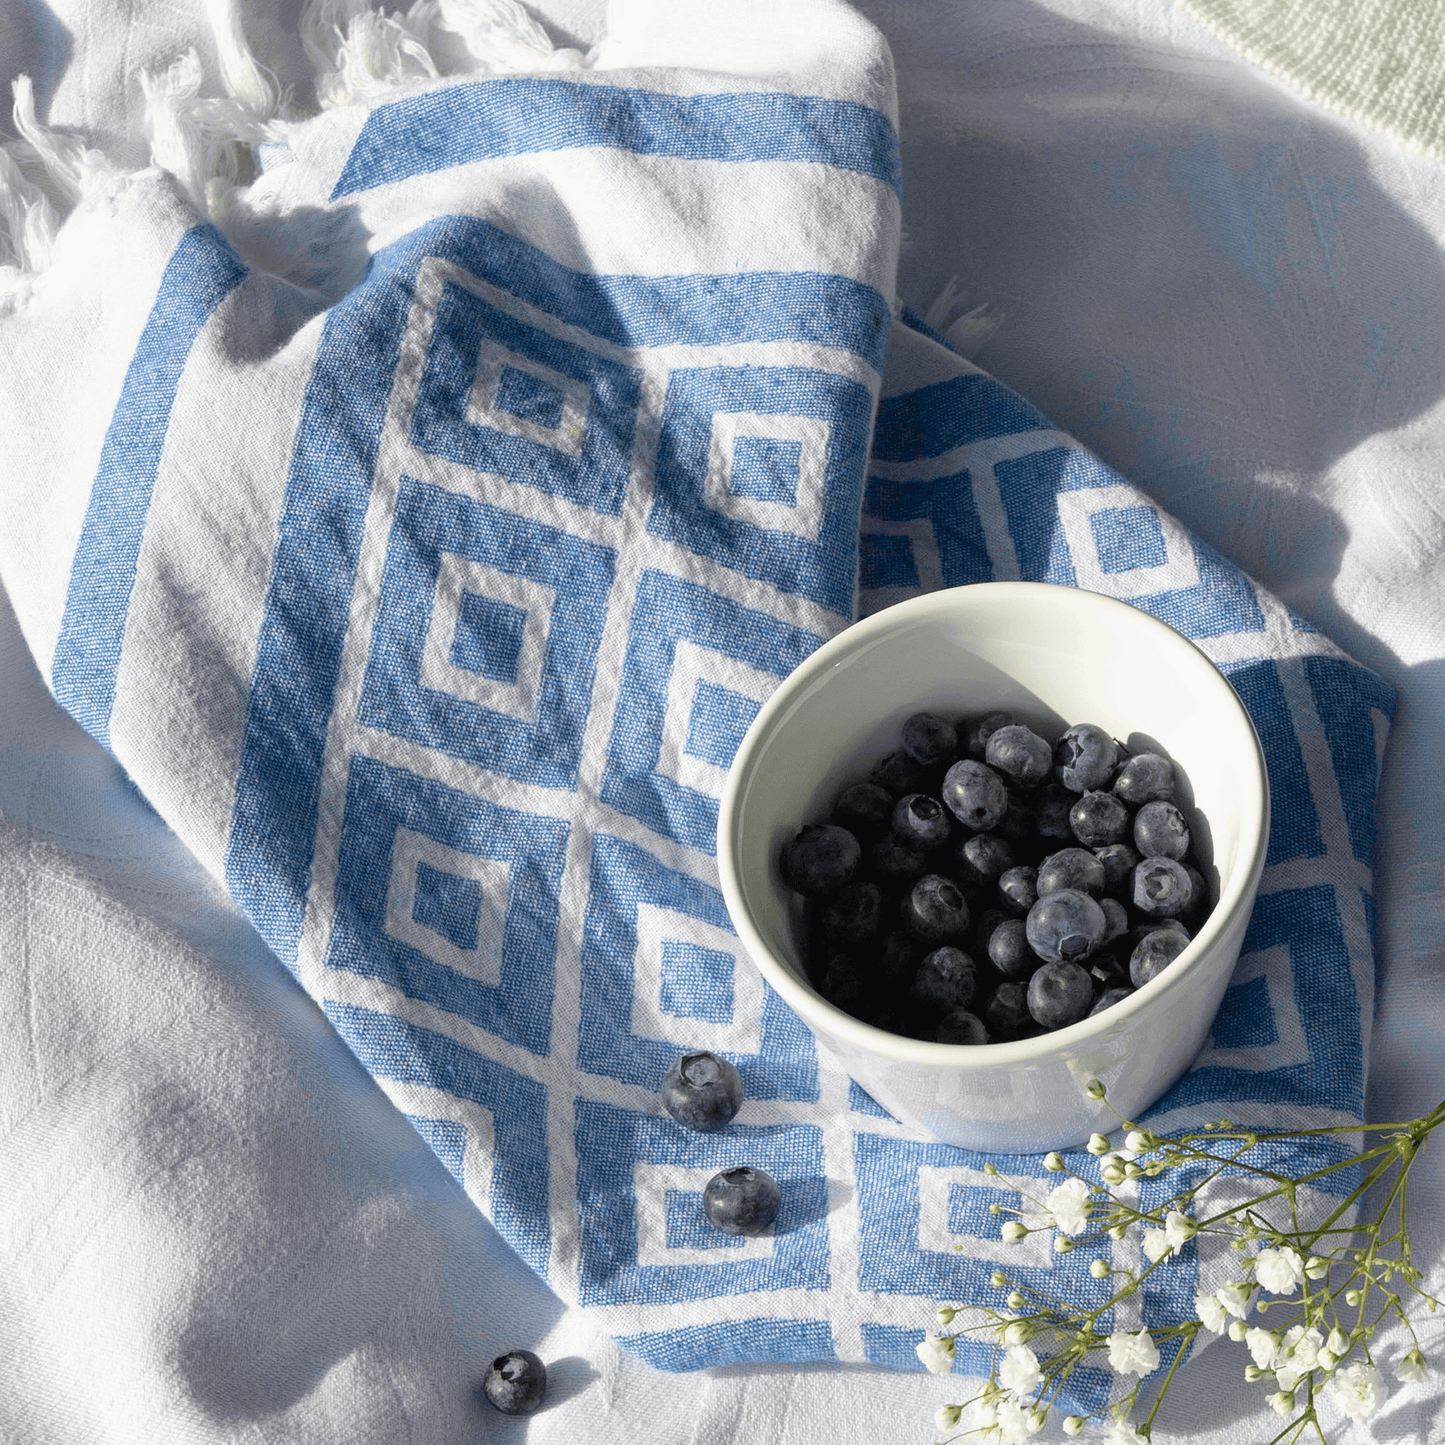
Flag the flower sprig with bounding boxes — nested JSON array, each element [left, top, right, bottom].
[[916, 1084, 1445, 1443]]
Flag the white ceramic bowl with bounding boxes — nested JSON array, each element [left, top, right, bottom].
[[717, 582, 1269, 1153]]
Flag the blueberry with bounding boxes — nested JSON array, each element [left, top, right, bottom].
[[1089, 985, 1134, 1017], [481, 1350, 547, 1415], [935, 1008, 990, 1044], [1032, 783, 1077, 846], [997, 864, 1038, 917], [941, 759, 1008, 831], [961, 710, 1013, 760], [1113, 751, 1175, 805], [972, 906, 1008, 954], [661, 1051, 744, 1131], [779, 823, 860, 897], [1125, 916, 1189, 957], [952, 831, 1015, 892], [1025, 888, 1106, 964], [993, 793, 1038, 851], [1133, 800, 1190, 860], [1069, 790, 1130, 848], [985, 916, 1036, 981], [891, 792, 952, 851], [704, 1166, 781, 1236], [1130, 927, 1190, 987], [868, 833, 930, 887], [1054, 723, 1119, 793], [1132, 857, 1194, 918], [831, 782, 894, 839], [1094, 842, 1140, 896], [910, 946, 978, 1014], [877, 930, 923, 990], [1027, 960, 1095, 1029], [1099, 896, 1129, 946], [1181, 862, 1208, 918], [1037, 847, 1106, 898], [902, 711, 958, 766], [817, 881, 885, 947], [872, 750, 931, 798], [979, 981, 1032, 1040], [985, 724, 1053, 789], [901, 873, 971, 944], [821, 956, 867, 1013]]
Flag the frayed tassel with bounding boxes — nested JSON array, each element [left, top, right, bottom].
[[0, 143, 60, 317], [923, 276, 1001, 360], [435, 0, 584, 73], [203, 0, 286, 118], [11, 76, 116, 208]]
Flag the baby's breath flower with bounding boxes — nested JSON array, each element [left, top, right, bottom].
[[1124, 1130, 1153, 1153], [996, 1398, 1044, 1442], [1228, 1320, 1249, 1343], [999, 1344, 1043, 1399], [1326, 1327, 1351, 1357], [1062, 1416, 1084, 1436], [1002, 1221, 1028, 1243], [915, 1334, 956, 1374], [1142, 1229, 1174, 1264], [1091, 1258, 1112, 1279], [991, 1270, 1008, 1288], [935, 1404, 963, 1430], [1099, 1153, 1128, 1185], [1280, 1326, 1322, 1371], [1087, 1133, 1111, 1155], [1330, 1361, 1384, 1423], [1195, 1293, 1228, 1333], [1304, 1255, 1330, 1280], [1047, 1178, 1093, 1236], [1044, 1152, 1065, 1172], [1267, 1390, 1296, 1418], [1085, 1079, 1106, 1099], [1244, 1327, 1279, 1369], [1055, 1236, 1074, 1254], [1007, 1291, 1026, 1310], [1107, 1329, 1161, 1377], [1244, 1364, 1263, 1382], [1107, 1223, 1128, 1241], [1164, 1210, 1196, 1250], [1003, 1321, 1030, 1346], [1255, 1246, 1304, 1296], [1396, 1347, 1429, 1385], [1217, 1280, 1255, 1320], [1317, 1348, 1340, 1372], [1275, 1365, 1303, 1394]]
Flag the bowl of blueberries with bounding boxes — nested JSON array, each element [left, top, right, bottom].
[[717, 581, 1270, 1152]]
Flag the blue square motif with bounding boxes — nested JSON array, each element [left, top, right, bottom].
[[684, 680, 760, 771], [574, 1098, 829, 1305], [601, 568, 822, 852], [410, 279, 641, 516], [325, 754, 570, 1055], [359, 474, 616, 790], [1090, 505, 1168, 573], [647, 365, 873, 616], [577, 833, 818, 1101], [659, 939, 735, 1023], [412, 859, 482, 952], [730, 435, 801, 505], [493, 365, 565, 429], [1211, 975, 1278, 1050], [451, 590, 527, 684]]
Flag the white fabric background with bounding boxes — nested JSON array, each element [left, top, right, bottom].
[[2, 0, 1444, 1440]]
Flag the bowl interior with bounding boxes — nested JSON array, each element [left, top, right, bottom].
[[723, 583, 1268, 1052]]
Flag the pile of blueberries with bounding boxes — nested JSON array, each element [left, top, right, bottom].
[[779, 710, 1212, 1045]]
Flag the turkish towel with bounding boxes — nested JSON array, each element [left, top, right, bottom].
[[0, 0, 1393, 1398]]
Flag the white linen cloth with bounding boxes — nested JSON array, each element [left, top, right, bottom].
[[0, 2, 1439, 1445]]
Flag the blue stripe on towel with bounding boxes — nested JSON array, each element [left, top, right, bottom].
[[331, 78, 902, 200], [50, 224, 247, 749]]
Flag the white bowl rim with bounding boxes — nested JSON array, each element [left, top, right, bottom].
[[717, 581, 1272, 1072]]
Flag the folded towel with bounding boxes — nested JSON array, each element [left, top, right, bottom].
[[0, 0, 1393, 1401]]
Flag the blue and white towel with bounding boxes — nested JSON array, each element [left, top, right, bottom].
[[0, 0, 1393, 1395]]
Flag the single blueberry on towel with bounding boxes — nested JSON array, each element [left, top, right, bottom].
[[661, 1051, 743, 1131], [704, 1166, 781, 1236], [481, 1350, 547, 1415]]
